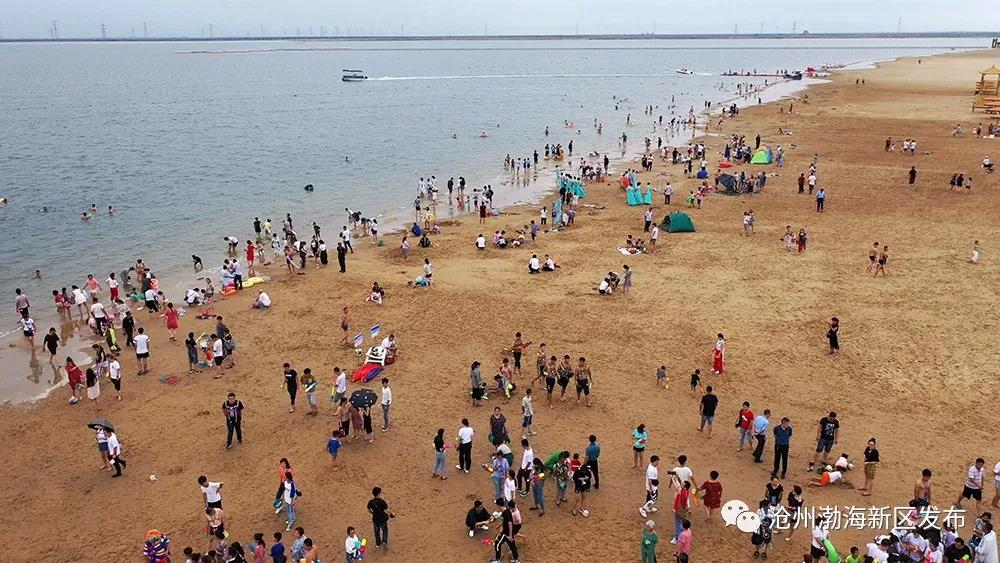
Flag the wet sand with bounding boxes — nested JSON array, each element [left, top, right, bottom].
[[2, 48, 999, 561]]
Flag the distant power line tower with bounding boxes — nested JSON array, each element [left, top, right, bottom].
[[100, 22, 106, 39], [52, 20, 59, 39], [896, 17, 902, 33], [792, 21, 797, 34], [143, 22, 148, 38], [209, 24, 213, 37]]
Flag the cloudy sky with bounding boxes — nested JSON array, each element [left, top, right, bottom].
[[1, 0, 997, 38]]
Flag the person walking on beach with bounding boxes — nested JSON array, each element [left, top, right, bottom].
[[699, 470, 723, 519], [574, 356, 593, 407], [134, 327, 150, 375], [282, 363, 298, 413], [752, 409, 771, 463], [337, 243, 347, 273], [809, 411, 839, 472], [827, 318, 840, 354], [712, 333, 725, 375], [456, 418, 474, 473], [222, 392, 244, 449], [367, 487, 393, 551], [699, 385, 718, 438], [909, 166, 917, 185], [282, 473, 299, 532], [632, 424, 649, 468], [737, 401, 755, 451], [107, 429, 125, 477], [380, 377, 392, 431], [874, 245, 888, 277], [816, 188, 826, 212]]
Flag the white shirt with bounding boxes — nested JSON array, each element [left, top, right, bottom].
[[808, 174, 816, 185], [341, 229, 351, 243], [134, 334, 150, 354], [811, 527, 828, 549], [381, 387, 392, 406], [545, 258, 555, 269], [528, 257, 540, 270], [381, 337, 394, 350], [91, 302, 106, 319], [866, 543, 889, 563], [423, 262, 432, 276], [646, 463, 659, 491], [106, 277, 119, 289], [144, 289, 156, 302], [256, 292, 271, 307], [521, 448, 534, 470], [335, 372, 347, 393], [671, 466, 693, 488], [106, 432, 121, 455], [458, 426, 474, 444], [975, 530, 998, 563], [993, 460, 1000, 484], [476, 236, 486, 248], [345, 536, 358, 555], [185, 289, 199, 303], [967, 464, 985, 489], [521, 395, 533, 416], [651, 226, 659, 240], [212, 339, 224, 357], [109, 360, 121, 380], [827, 470, 843, 484], [283, 480, 295, 503], [201, 482, 222, 503], [73, 288, 87, 304], [503, 477, 517, 501], [599, 280, 610, 292]]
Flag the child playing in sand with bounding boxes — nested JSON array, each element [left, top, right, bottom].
[[808, 466, 850, 487], [971, 240, 982, 263], [656, 365, 667, 388], [783, 227, 795, 252]]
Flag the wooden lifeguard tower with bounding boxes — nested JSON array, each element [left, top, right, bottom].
[[972, 65, 1000, 113]]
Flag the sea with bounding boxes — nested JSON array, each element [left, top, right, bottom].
[[0, 36, 983, 402]]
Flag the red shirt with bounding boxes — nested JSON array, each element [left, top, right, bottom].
[[738, 408, 755, 431], [673, 488, 690, 511], [246, 245, 255, 261], [700, 480, 723, 508]]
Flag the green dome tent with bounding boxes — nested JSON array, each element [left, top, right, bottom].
[[751, 147, 773, 164], [661, 211, 695, 233]]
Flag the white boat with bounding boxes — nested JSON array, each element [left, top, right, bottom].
[[675, 68, 693, 75], [342, 69, 367, 82]]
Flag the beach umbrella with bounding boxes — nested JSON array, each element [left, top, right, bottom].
[[87, 418, 115, 432], [350, 389, 378, 408]]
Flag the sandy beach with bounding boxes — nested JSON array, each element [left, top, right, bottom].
[[3, 48, 999, 562]]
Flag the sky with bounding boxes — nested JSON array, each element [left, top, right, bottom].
[[0, 0, 997, 39]]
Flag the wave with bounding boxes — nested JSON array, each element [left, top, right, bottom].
[[373, 72, 681, 81]]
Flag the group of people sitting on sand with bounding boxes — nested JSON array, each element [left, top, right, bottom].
[[527, 254, 559, 274]]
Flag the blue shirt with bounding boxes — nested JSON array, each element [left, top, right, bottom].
[[492, 457, 509, 480], [753, 415, 770, 435], [270, 543, 285, 563], [773, 425, 793, 446], [327, 438, 342, 455], [586, 443, 601, 461]]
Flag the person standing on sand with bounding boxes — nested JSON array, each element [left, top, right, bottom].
[[282, 363, 298, 413], [859, 438, 879, 496], [223, 392, 244, 449], [380, 377, 392, 432], [712, 333, 726, 375], [456, 418, 474, 474], [909, 166, 917, 185], [772, 417, 792, 479], [574, 356, 593, 407], [827, 318, 840, 354], [641, 519, 659, 563], [337, 243, 347, 273], [367, 487, 393, 551], [432, 428, 448, 480], [699, 386, 718, 438], [866, 242, 879, 272], [340, 306, 350, 346], [134, 327, 150, 375], [874, 245, 889, 277], [816, 188, 826, 212], [809, 411, 840, 472]]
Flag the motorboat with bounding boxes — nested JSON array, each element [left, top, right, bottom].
[[675, 68, 693, 75], [342, 69, 367, 82]]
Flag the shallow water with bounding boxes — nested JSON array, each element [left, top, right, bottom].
[[0, 37, 982, 401]]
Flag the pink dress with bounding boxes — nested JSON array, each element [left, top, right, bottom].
[[164, 308, 179, 330]]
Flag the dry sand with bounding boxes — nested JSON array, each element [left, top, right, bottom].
[[2, 49, 999, 562]]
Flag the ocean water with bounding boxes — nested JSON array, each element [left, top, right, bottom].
[[0, 36, 982, 401]]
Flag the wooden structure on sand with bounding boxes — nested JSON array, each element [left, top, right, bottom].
[[972, 65, 1000, 113]]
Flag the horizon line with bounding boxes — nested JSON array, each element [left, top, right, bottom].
[[1, 30, 998, 43]]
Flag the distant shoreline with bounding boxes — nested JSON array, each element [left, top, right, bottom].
[[1, 31, 997, 43]]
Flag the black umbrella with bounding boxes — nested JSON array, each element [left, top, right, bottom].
[[350, 389, 378, 408], [87, 418, 115, 432]]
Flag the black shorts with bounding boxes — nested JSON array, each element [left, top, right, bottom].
[[576, 380, 591, 395], [207, 500, 223, 510], [472, 387, 484, 400], [633, 446, 645, 453], [962, 486, 983, 501], [557, 377, 570, 390], [214, 356, 224, 366], [512, 352, 521, 369], [545, 377, 556, 394], [111, 378, 121, 391], [574, 484, 591, 494], [810, 545, 826, 558], [136, 352, 149, 359]]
